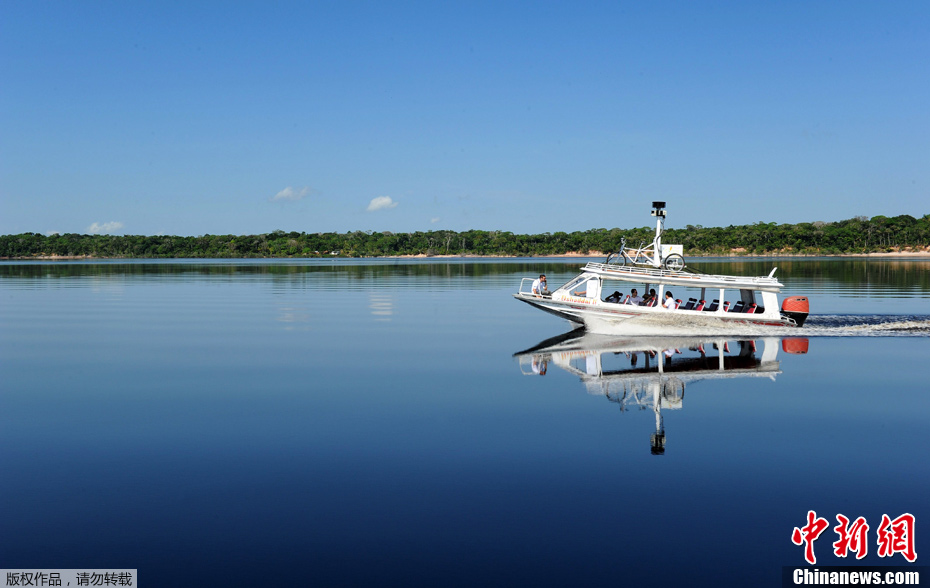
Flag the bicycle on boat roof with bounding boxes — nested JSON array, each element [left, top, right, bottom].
[[605, 201, 686, 271], [606, 237, 685, 271]]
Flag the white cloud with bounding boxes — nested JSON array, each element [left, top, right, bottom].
[[86, 221, 124, 234], [367, 196, 398, 212], [430, 217, 441, 224], [270, 186, 310, 202]]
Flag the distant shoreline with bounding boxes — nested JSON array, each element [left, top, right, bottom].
[[387, 250, 930, 260], [5, 216, 927, 259], [5, 250, 930, 261]]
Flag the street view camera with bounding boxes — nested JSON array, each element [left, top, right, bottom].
[[651, 201, 667, 218]]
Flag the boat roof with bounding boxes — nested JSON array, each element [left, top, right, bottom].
[[580, 262, 784, 292]]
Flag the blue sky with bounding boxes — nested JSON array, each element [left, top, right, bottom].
[[1, 1, 928, 236]]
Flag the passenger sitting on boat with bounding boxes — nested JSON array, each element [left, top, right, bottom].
[[663, 291, 676, 310], [531, 274, 548, 296], [641, 290, 657, 306], [629, 289, 643, 305], [605, 291, 622, 303]]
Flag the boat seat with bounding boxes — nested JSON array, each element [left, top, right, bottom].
[[730, 301, 745, 313], [675, 298, 683, 309], [722, 301, 731, 312], [681, 298, 697, 310], [704, 299, 719, 312], [694, 299, 706, 311], [745, 303, 758, 314]]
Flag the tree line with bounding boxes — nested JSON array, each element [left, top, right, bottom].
[[2, 214, 928, 259]]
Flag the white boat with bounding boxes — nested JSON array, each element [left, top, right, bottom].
[[514, 202, 809, 332]]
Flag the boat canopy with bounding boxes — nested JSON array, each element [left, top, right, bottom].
[[582, 262, 784, 293]]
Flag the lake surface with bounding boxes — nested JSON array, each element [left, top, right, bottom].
[[2, 258, 929, 587]]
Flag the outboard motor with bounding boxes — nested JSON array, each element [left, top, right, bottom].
[[782, 338, 810, 354], [781, 296, 810, 327]]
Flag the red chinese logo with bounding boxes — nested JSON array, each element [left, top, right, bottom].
[[792, 510, 830, 565], [793, 511, 917, 564], [877, 513, 916, 562], [833, 515, 869, 559]]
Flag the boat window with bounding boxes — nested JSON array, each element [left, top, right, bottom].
[[599, 282, 650, 305], [653, 285, 706, 310], [584, 278, 600, 300]]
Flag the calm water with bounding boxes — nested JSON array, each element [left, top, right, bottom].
[[2, 258, 929, 587]]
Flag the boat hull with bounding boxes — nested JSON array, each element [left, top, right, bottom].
[[514, 293, 798, 333]]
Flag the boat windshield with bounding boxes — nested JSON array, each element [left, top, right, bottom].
[[559, 275, 589, 292]]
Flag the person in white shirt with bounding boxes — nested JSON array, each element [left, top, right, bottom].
[[663, 291, 677, 310], [531, 274, 548, 296], [628, 288, 643, 305]]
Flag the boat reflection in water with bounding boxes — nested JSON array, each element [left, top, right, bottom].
[[515, 329, 809, 455]]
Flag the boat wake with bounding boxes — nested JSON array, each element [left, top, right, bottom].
[[583, 313, 930, 337], [803, 315, 930, 336]]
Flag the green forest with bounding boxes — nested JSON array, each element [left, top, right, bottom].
[[2, 214, 929, 259]]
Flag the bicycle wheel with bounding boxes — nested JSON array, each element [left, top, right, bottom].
[[664, 254, 685, 271], [606, 252, 626, 266]]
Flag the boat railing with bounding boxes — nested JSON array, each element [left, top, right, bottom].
[[582, 262, 783, 287], [517, 277, 554, 298]]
